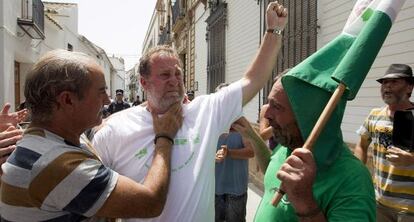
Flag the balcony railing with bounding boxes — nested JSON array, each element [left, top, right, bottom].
[[17, 0, 45, 39], [172, 1, 184, 26], [158, 28, 170, 45]]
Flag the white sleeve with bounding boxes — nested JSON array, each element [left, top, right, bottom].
[[209, 80, 243, 133], [92, 125, 114, 168]]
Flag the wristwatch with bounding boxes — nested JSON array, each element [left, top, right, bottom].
[[266, 27, 283, 36]]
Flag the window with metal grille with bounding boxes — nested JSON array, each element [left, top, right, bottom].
[[206, 1, 227, 93], [260, 0, 318, 104]]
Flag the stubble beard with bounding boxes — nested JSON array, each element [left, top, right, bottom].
[[272, 121, 304, 150], [382, 92, 406, 105], [147, 90, 184, 113]]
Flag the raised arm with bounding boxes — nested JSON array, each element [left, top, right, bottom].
[[233, 117, 271, 173], [241, 2, 288, 105], [96, 103, 183, 218]]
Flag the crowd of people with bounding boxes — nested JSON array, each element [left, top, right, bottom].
[[0, 1, 413, 222]]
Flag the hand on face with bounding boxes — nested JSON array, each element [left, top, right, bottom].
[[232, 117, 256, 139], [0, 103, 29, 131], [215, 145, 228, 163], [386, 146, 414, 166], [266, 1, 288, 31], [277, 148, 316, 210], [151, 102, 183, 139]]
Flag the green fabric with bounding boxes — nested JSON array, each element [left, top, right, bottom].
[[254, 145, 376, 222], [282, 73, 348, 169], [280, 10, 393, 170], [280, 32, 355, 170], [332, 11, 393, 99]]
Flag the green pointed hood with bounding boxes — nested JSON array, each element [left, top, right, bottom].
[[277, 0, 405, 168]]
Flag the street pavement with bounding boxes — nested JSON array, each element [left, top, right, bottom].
[[246, 183, 263, 222]]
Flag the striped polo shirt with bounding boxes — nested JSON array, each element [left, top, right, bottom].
[[357, 107, 414, 214], [0, 127, 119, 221]]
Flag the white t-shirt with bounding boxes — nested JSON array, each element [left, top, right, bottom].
[[93, 81, 243, 222]]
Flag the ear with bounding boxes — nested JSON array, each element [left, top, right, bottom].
[[55, 91, 77, 112], [140, 77, 149, 90]]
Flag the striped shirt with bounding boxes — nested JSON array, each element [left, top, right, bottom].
[[357, 107, 414, 214], [0, 127, 119, 222]]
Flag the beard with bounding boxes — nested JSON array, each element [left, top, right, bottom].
[[147, 87, 185, 112], [382, 91, 407, 105], [272, 121, 304, 150]]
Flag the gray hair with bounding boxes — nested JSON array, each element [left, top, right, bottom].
[[24, 49, 94, 123], [139, 45, 182, 78]]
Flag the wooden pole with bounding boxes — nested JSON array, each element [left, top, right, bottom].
[[270, 83, 347, 206]]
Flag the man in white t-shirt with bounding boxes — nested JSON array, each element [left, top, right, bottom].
[[93, 2, 288, 221]]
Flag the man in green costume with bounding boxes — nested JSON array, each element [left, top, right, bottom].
[[234, 75, 375, 222], [234, 0, 407, 220]]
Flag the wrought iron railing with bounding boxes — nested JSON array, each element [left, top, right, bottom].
[[158, 29, 170, 45], [172, 0, 183, 26]]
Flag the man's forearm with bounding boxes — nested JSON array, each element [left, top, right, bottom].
[[246, 129, 272, 173], [242, 33, 282, 105], [294, 197, 327, 222], [143, 139, 173, 203], [354, 144, 368, 164], [354, 146, 367, 164]]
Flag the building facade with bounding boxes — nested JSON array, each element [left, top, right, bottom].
[[142, 0, 414, 145], [109, 55, 126, 99], [316, 0, 414, 144], [0, 0, 114, 110]]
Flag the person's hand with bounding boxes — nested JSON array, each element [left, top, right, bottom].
[[266, 1, 288, 32], [215, 145, 228, 163], [0, 126, 23, 175], [232, 117, 256, 140], [0, 103, 29, 131], [151, 103, 183, 139], [386, 146, 414, 166], [277, 148, 317, 213]]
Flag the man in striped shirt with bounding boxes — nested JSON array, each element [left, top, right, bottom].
[[0, 50, 183, 222], [355, 64, 414, 222]]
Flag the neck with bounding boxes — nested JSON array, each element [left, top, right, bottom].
[[147, 101, 168, 114], [387, 100, 413, 116], [31, 120, 82, 146]]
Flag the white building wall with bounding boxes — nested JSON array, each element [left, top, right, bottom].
[[194, 3, 209, 96], [0, 0, 47, 108], [142, 8, 159, 54], [226, 0, 260, 122], [109, 56, 126, 97], [0, 1, 113, 109], [318, 0, 414, 144]]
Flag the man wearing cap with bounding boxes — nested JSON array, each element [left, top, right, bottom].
[[107, 89, 131, 114], [355, 63, 414, 221], [187, 91, 195, 101]]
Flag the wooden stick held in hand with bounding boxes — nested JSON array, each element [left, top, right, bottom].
[[270, 83, 347, 207]]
